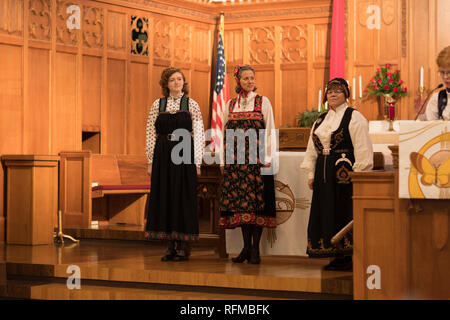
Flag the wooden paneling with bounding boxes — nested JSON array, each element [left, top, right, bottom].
[[26, 48, 50, 154], [191, 70, 211, 129], [106, 58, 126, 154], [282, 68, 307, 126], [127, 61, 148, 155], [82, 55, 102, 130], [0, 44, 23, 154], [0, 0, 23, 37], [52, 52, 78, 154]]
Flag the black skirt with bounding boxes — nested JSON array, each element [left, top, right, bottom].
[[145, 111, 199, 241]]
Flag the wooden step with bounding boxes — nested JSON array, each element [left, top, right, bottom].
[[1, 276, 350, 300]]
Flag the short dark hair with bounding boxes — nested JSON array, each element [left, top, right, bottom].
[[234, 65, 257, 94], [159, 67, 189, 97]]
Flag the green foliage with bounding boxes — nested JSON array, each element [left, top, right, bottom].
[[296, 109, 324, 127]]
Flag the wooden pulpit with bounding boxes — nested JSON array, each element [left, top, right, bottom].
[[2, 155, 59, 245], [351, 146, 449, 299]]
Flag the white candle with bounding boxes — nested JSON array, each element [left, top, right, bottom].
[[352, 77, 356, 100], [318, 89, 322, 111], [359, 75, 362, 98], [419, 66, 424, 88]]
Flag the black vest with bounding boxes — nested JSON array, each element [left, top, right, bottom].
[[437, 89, 448, 119]]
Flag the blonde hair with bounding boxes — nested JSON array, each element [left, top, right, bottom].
[[436, 46, 450, 69]]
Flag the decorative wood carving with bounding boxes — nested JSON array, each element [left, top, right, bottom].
[[107, 11, 125, 51], [83, 6, 103, 49], [0, 0, 23, 36], [174, 23, 191, 63], [382, 0, 395, 26], [56, 0, 78, 46], [357, 0, 371, 27], [153, 19, 170, 60], [130, 16, 149, 56], [249, 27, 275, 65], [29, 0, 51, 41], [281, 25, 307, 63]]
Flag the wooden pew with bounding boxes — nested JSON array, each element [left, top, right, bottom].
[[59, 151, 150, 228], [59, 151, 227, 258]]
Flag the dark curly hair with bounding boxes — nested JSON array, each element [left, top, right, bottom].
[[234, 65, 257, 94], [159, 67, 189, 97]]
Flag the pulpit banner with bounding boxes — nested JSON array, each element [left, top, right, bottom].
[[226, 152, 312, 256], [399, 121, 450, 199]]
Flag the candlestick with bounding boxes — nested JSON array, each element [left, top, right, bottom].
[[352, 77, 356, 100], [359, 75, 362, 98], [419, 66, 424, 89], [318, 89, 322, 111]]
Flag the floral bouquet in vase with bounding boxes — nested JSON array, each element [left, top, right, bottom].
[[364, 64, 408, 125]]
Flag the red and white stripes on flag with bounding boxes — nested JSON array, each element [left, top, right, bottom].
[[211, 14, 229, 152]]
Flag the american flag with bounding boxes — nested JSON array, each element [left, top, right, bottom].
[[210, 14, 229, 152]]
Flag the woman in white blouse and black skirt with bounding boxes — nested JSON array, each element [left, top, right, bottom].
[[300, 78, 373, 271], [145, 67, 205, 262]]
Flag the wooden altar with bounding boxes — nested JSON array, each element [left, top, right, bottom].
[[351, 146, 449, 299]]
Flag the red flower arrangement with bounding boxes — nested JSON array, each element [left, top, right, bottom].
[[364, 64, 408, 98]]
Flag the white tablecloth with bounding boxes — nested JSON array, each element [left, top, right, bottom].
[[225, 151, 312, 257]]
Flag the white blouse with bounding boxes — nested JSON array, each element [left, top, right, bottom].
[[425, 90, 450, 120], [219, 91, 276, 165], [145, 94, 205, 168], [300, 102, 374, 180]]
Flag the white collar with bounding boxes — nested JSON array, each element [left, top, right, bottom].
[[328, 102, 347, 114]]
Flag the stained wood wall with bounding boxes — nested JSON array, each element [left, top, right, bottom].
[[0, 0, 449, 243]]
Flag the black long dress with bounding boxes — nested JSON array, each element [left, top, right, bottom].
[[145, 98, 199, 241], [219, 95, 276, 229], [307, 107, 355, 258]]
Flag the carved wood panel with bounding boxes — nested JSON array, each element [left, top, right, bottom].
[[131, 15, 149, 56], [29, 0, 51, 41], [281, 25, 307, 63], [83, 6, 103, 49], [56, 0, 78, 46], [153, 19, 170, 60], [0, 0, 23, 37], [174, 23, 191, 63], [249, 27, 275, 65]]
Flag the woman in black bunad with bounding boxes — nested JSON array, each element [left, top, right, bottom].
[[219, 65, 276, 264], [300, 78, 373, 271], [145, 67, 205, 261]]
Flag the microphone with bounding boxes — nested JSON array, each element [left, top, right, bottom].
[[414, 84, 444, 120]]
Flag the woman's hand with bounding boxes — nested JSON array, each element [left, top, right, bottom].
[[147, 164, 152, 176], [196, 167, 201, 176], [263, 162, 271, 168], [308, 179, 314, 190]]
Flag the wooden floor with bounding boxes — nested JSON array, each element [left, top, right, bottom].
[[0, 239, 353, 300]]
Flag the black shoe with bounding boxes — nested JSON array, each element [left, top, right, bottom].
[[161, 241, 176, 262], [249, 248, 261, 264], [161, 251, 176, 261], [231, 248, 251, 263], [173, 254, 189, 262]]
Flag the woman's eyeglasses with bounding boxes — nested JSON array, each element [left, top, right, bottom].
[[438, 70, 450, 78], [326, 90, 344, 95]]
